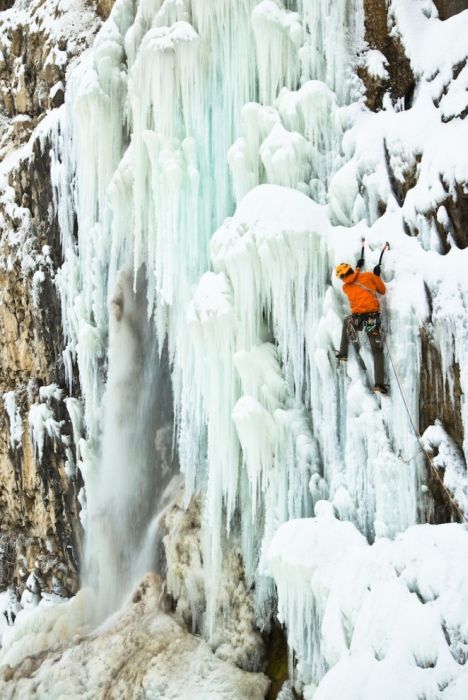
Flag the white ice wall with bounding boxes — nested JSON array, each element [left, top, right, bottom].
[[49, 0, 468, 692]]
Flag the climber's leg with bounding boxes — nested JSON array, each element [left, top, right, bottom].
[[368, 330, 385, 386]]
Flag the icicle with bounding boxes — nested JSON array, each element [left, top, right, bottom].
[[28, 402, 64, 464], [65, 397, 84, 464], [51, 3, 130, 443], [298, 0, 363, 104], [251, 0, 303, 106], [3, 392, 23, 451]]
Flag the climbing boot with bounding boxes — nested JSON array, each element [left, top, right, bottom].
[[374, 383, 389, 395], [335, 352, 348, 362]]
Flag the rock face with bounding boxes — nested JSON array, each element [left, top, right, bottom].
[[0, 573, 270, 699], [0, 140, 83, 599], [419, 329, 464, 451], [419, 327, 466, 524], [438, 181, 468, 250], [359, 0, 414, 111], [433, 0, 468, 20], [95, 0, 115, 20], [0, 0, 96, 124], [162, 493, 266, 673], [0, 0, 100, 600]]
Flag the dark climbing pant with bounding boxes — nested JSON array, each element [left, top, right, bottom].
[[339, 313, 385, 385]]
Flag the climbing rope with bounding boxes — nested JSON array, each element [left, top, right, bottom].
[[383, 336, 468, 525], [398, 447, 424, 465], [345, 238, 465, 522]]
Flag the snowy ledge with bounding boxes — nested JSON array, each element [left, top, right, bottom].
[[268, 502, 468, 699], [0, 574, 269, 699]]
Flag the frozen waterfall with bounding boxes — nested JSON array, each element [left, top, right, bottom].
[[46, 0, 468, 694]]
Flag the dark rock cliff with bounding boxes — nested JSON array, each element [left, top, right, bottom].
[[0, 0, 101, 597]]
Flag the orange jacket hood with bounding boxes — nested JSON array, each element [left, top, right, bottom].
[[342, 269, 386, 314]]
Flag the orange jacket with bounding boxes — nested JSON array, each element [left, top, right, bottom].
[[342, 269, 386, 314]]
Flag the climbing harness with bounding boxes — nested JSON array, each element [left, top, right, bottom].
[[363, 315, 382, 335], [346, 312, 382, 343], [383, 336, 468, 525]]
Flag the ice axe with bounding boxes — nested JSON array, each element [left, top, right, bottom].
[[356, 237, 366, 268], [379, 241, 390, 266]]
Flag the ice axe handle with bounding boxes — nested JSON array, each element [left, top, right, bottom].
[[379, 242, 390, 266]]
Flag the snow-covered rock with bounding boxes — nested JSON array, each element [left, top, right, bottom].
[[0, 573, 270, 700], [269, 503, 468, 696]]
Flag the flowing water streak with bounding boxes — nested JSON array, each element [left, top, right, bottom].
[[85, 267, 176, 614]]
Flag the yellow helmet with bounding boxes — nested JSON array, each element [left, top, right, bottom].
[[335, 263, 352, 279]]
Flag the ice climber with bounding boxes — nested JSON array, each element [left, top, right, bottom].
[[335, 258, 388, 395]]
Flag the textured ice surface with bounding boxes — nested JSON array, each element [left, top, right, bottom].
[[28, 392, 64, 463], [269, 504, 468, 696]]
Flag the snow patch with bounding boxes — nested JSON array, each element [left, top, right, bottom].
[[269, 506, 468, 695]]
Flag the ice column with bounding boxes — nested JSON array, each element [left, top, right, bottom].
[[51, 0, 133, 442], [299, 0, 364, 103]]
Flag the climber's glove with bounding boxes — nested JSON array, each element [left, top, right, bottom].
[[356, 258, 364, 269], [373, 264, 381, 277]]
